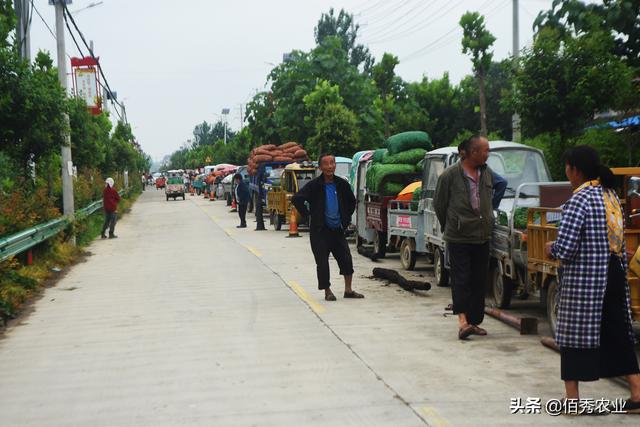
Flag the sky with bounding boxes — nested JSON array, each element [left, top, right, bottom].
[[26, 0, 577, 160]]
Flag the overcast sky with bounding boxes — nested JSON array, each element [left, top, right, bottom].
[[27, 0, 574, 160]]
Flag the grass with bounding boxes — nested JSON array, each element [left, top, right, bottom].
[[0, 190, 140, 327]]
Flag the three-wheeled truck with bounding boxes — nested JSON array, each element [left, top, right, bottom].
[[266, 162, 317, 230], [526, 168, 640, 335], [387, 141, 557, 289], [248, 161, 292, 215], [354, 157, 421, 257]]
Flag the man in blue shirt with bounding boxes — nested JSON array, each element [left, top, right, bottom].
[[292, 154, 363, 301]]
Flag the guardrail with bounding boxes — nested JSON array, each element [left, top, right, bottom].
[[0, 190, 125, 262]]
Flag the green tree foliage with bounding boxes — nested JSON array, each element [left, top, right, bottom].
[[460, 12, 496, 137], [513, 27, 633, 144], [534, 0, 640, 68], [315, 8, 373, 72]]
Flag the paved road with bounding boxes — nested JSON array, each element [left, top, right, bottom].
[[0, 189, 638, 426]]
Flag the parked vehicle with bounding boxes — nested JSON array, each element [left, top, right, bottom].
[[387, 141, 557, 290], [351, 151, 375, 243], [334, 156, 352, 182], [248, 161, 292, 215], [355, 156, 421, 257], [266, 162, 317, 230], [526, 168, 640, 335], [165, 169, 185, 201]]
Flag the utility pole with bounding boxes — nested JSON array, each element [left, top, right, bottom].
[[239, 104, 244, 131], [511, 0, 521, 142], [53, 0, 76, 244], [14, 0, 30, 60]]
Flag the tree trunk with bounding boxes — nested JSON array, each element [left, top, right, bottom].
[[478, 72, 488, 137]]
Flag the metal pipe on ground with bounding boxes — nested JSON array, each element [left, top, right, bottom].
[[485, 307, 538, 335]]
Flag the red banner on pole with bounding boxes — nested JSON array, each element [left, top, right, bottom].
[[71, 56, 103, 115]]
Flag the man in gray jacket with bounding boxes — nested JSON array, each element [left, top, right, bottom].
[[434, 135, 496, 340]]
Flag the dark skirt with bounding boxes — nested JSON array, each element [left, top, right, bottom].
[[561, 254, 640, 381]]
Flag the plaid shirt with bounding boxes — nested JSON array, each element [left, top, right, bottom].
[[551, 184, 635, 348]]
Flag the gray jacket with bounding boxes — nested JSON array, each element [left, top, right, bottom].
[[433, 161, 495, 244]]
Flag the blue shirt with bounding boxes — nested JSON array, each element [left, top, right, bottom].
[[324, 183, 341, 229]]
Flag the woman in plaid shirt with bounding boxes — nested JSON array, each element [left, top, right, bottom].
[[546, 146, 640, 412]]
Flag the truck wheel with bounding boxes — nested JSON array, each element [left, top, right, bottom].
[[356, 236, 364, 249], [434, 247, 449, 287], [492, 266, 513, 309], [166, 194, 169, 201], [274, 214, 283, 231], [226, 193, 232, 206], [545, 278, 558, 337], [400, 239, 417, 271], [373, 231, 387, 258], [248, 195, 254, 213], [182, 194, 185, 200]]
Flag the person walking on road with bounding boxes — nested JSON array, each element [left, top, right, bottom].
[[545, 146, 640, 411], [141, 174, 146, 191], [434, 135, 496, 340], [101, 177, 121, 239], [292, 154, 363, 301], [234, 173, 250, 228]]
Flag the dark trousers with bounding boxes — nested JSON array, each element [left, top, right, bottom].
[[448, 242, 490, 325], [101, 211, 117, 236], [238, 203, 247, 226], [561, 254, 640, 381], [310, 229, 354, 290]]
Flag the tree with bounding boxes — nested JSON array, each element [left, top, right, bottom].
[[534, 0, 640, 68], [513, 27, 633, 145], [460, 12, 496, 136], [303, 81, 359, 157], [372, 53, 402, 137], [315, 8, 373, 72]]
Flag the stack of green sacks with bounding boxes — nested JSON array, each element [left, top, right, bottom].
[[366, 131, 432, 196]]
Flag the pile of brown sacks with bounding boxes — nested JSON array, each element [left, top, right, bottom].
[[247, 142, 309, 176]]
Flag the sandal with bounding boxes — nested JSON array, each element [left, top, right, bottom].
[[344, 291, 364, 299], [458, 324, 474, 340], [472, 325, 487, 336], [325, 292, 337, 301]]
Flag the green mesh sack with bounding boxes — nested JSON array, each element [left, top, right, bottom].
[[412, 186, 422, 201], [372, 148, 387, 163], [381, 148, 427, 165], [385, 131, 432, 155], [366, 163, 416, 194], [381, 182, 405, 197]]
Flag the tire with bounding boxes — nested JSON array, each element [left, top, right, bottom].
[[226, 193, 232, 206], [274, 214, 283, 231], [166, 194, 169, 201], [373, 231, 387, 258], [491, 265, 513, 309], [356, 235, 364, 249], [400, 238, 417, 271], [434, 247, 449, 287], [545, 278, 558, 337], [182, 194, 185, 200]]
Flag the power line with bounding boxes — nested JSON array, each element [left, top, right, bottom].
[[359, 0, 415, 27], [366, 2, 434, 40], [365, 0, 467, 44], [30, 0, 56, 40], [401, 0, 511, 62]]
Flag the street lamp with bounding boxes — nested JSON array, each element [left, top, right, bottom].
[[70, 1, 104, 15], [221, 108, 230, 144]]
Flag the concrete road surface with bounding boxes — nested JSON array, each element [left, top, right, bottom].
[[0, 189, 638, 426]]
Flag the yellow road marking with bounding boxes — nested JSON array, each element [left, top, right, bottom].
[[224, 228, 235, 236], [287, 281, 325, 314], [245, 245, 262, 257], [419, 407, 450, 427]]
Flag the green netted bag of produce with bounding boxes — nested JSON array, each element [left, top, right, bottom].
[[412, 186, 422, 201], [372, 148, 387, 163], [513, 207, 529, 229], [381, 182, 405, 196], [385, 131, 432, 155], [366, 163, 416, 194], [382, 148, 427, 165]]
